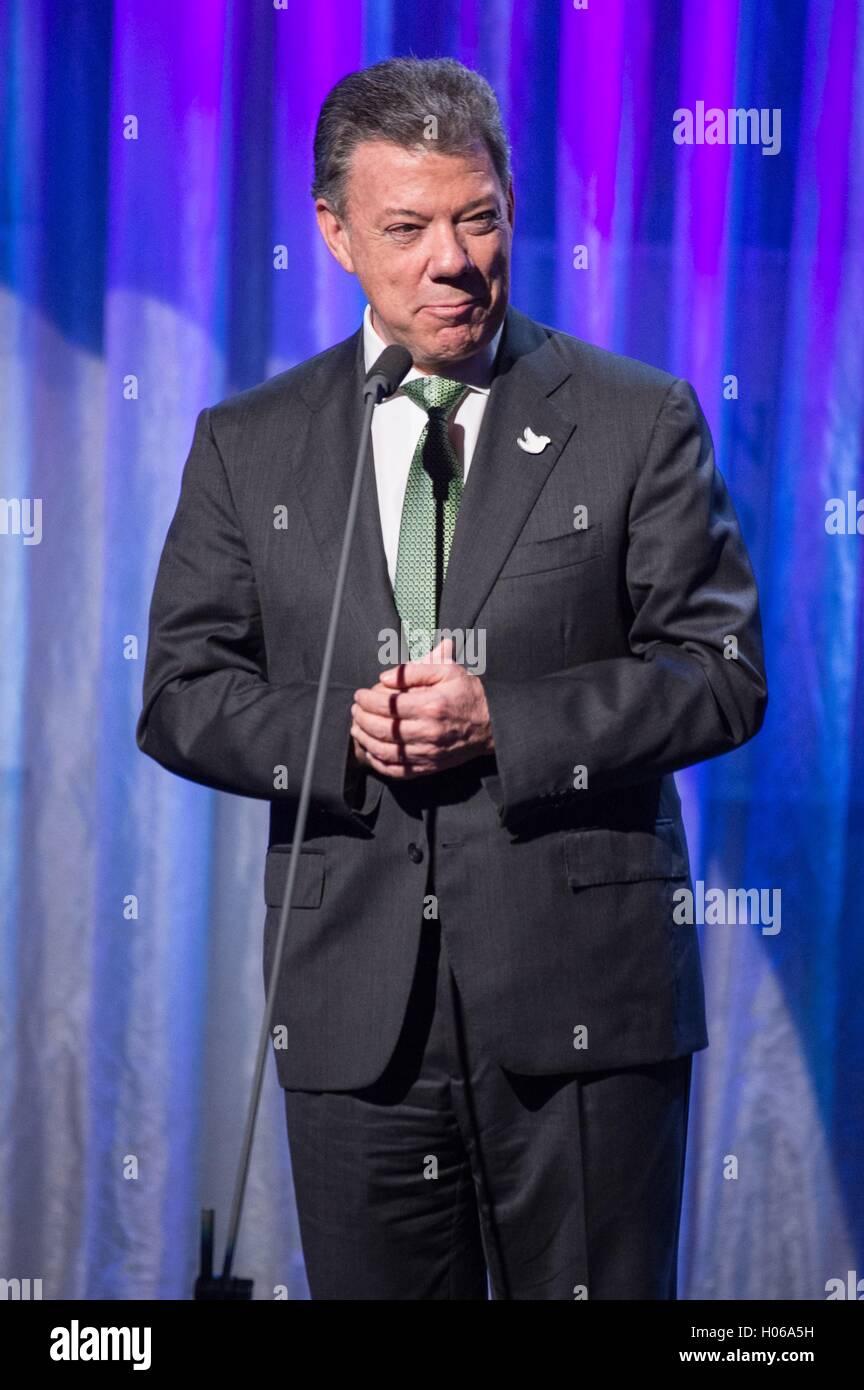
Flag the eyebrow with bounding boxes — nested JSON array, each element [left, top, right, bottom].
[[380, 196, 499, 220]]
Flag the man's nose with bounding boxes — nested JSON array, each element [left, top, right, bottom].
[[425, 223, 473, 278]]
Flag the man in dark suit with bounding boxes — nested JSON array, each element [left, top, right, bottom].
[[137, 57, 767, 1300]]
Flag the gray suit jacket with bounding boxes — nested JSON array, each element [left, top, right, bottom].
[[136, 305, 767, 1089]]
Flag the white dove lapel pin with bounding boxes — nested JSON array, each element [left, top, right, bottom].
[[516, 426, 552, 454]]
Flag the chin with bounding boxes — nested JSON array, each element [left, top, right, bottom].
[[427, 323, 489, 360]]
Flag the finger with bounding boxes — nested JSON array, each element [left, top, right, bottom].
[[431, 636, 456, 662], [352, 705, 399, 740], [352, 704, 434, 743], [377, 636, 461, 686], [352, 737, 371, 768], [377, 655, 451, 688], [357, 746, 417, 780], [352, 717, 445, 768], [353, 686, 439, 718], [351, 721, 410, 766]]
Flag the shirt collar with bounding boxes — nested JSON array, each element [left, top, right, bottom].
[[362, 302, 503, 396]]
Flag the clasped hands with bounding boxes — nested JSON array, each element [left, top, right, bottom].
[[350, 637, 494, 779]]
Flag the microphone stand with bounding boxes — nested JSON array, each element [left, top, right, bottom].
[[195, 345, 412, 1299]]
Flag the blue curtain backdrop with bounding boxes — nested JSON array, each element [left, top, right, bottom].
[[1, 0, 862, 1299]]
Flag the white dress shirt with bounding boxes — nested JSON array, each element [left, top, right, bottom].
[[363, 302, 504, 589]]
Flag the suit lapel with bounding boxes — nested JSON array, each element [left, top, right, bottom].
[[438, 307, 578, 635], [291, 306, 578, 664]]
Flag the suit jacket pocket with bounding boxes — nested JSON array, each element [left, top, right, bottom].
[[498, 521, 603, 579], [564, 822, 688, 887], [264, 845, 326, 908]]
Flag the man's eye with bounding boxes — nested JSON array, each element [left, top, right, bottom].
[[468, 210, 497, 223], [389, 224, 420, 235]]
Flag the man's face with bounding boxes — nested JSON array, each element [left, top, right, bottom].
[[316, 138, 514, 370]]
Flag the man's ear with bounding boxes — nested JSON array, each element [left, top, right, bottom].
[[315, 200, 356, 274], [505, 179, 515, 232]]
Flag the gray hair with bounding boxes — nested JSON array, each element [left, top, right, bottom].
[[312, 57, 511, 220]]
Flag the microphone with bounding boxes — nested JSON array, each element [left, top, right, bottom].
[[363, 343, 413, 403], [198, 337, 412, 1299]]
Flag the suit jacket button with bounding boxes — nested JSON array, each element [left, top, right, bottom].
[[407, 842, 424, 863]]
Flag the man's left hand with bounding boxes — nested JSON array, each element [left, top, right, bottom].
[[351, 638, 495, 779]]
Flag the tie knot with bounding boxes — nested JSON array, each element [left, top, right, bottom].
[[401, 376, 469, 416]]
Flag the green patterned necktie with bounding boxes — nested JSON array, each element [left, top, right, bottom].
[[394, 376, 470, 659]]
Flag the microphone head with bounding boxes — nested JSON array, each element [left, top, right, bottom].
[[364, 344, 413, 401]]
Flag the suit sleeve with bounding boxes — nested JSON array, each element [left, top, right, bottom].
[[136, 406, 382, 819], [480, 378, 768, 830]]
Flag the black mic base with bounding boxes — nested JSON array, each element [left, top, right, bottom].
[[194, 1208, 253, 1299]]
